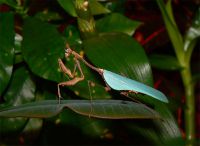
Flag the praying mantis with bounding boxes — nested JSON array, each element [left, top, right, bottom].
[[57, 44, 168, 104]]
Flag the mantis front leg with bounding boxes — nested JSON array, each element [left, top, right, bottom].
[[57, 58, 85, 103]]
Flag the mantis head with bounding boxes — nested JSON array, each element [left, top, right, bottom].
[[65, 44, 73, 58]]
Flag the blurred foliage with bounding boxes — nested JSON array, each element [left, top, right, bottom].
[[0, 0, 199, 145]]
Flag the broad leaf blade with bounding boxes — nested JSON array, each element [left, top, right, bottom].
[[83, 32, 181, 143], [22, 17, 65, 82], [35, 11, 62, 21], [0, 12, 15, 96], [59, 110, 110, 138], [83, 32, 158, 104], [149, 54, 183, 70], [0, 66, 36, 133], [154, 104, 182, 143], [83, 32, 153, 86], [96, 13, 141, 36], [57, 0, 76, 17], [89, 0, 110, 15], [0, 100, 160, 119], [3, 67, 36, 104]]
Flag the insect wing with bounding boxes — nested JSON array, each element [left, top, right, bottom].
[[103, 70, 168, 103]]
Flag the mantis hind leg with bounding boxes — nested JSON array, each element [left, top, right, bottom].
[[120, 91, 142, 104]]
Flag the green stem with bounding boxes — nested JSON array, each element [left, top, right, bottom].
[[181, 63, 195, 146], [156, 1, 197, 144]]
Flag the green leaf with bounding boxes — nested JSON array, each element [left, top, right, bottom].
[[57, 0, 76, 17], [0, 0, 17, 8], [82, 33, 161, 105], [35, 10, 62, 21], [57, 0, 110, 17], [83, 32, 181, 143], [89, 0, 110, 15], [3, 67, 36, 104], [22, 17, 65, 82], [83, 32, 153, 86], [96, 13, 141, 36], [64, 25, 82, 46], [104, 0, 126, 13], [127, 103, 182, 145], [154, 104, 182, 143], [59, 110, 111, 138], [0, 12, 15, 96], [149, 54, 183, 70], [0, 100, 160, 119], [0, 66, 36, 133]]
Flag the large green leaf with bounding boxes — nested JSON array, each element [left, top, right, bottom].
[[125, 102, 182, 145], [104, 0, 126, 13], [22, 17, 65, 82], [83, 32, 153, 86], [96, 13, 141, 36], [0, 100, 160, 119], [59, 110, 111, 138], [3, 67, 36, 104], [83, 32, 157, 104], [89, 0, 110, 15], [57, 0, 110, 17], [153, 104, 182, 144], [0, 66, 36, 133], [0, 12, 15, 96], [63, 25, 82, 46], [35, 11, 62, 21], [57, 0, 76, 17], [83, 32, 181, 143], [149, 54, 183, 70]]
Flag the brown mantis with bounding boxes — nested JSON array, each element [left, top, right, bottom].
[[57, 44, 104, 103], [57, 43, 168, 104]]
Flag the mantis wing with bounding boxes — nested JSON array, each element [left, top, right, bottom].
[[103, 70, 168, 103]]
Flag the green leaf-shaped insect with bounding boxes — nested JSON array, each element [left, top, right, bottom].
[[58, 44, 168, 103]]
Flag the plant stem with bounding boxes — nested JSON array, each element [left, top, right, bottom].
[[74, 0, 97, 39], [181, 63, 195, 146]]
